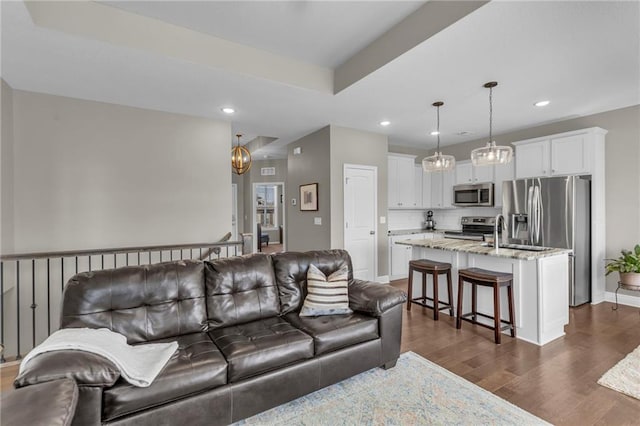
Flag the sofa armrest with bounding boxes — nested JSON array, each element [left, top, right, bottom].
[[348, 280, 407, 317], [15, 350, 120, 388]]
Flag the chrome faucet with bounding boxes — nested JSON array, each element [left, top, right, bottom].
[[494, 213, 506, 251]]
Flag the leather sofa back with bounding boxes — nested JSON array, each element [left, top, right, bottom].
[[271, 249, 354, 314], [61, 260, 206, 343], [205, 254, 280, 329]]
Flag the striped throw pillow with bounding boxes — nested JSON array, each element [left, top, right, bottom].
[[299, 264, 353, 317]]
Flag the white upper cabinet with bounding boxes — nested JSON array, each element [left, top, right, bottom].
[[550, 134, 590, 175], [422, 169, 433, 209], [514, 130, 596, 179], [442, 169, 455, 208], [474, 164, 494, 183], [388, 154, 416, 208], [430, 169, 455, 208], [455, 162, 473, 184], [515, 140, 550, 178], [414, 165, 423, 208], [455, 160, 494, 184]]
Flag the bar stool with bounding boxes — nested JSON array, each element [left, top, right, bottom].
[[407, 259, 453, 320], [456, 267, 516, 344]]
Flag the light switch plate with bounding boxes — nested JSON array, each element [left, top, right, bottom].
[[314, 217, 322, 225], [380, 216, 386, 224], [291, 198, 297, 206]]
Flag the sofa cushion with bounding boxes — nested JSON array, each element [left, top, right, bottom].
[[61, 260, 206, 344], [271, 250, 354, 315], [14, 350, 120, 388], [300, 264, 352, 317], [284, 312, 379, 355], [208, 317, 314, 382], [103, 333, 227, 421], [205, 254, 280, 329]]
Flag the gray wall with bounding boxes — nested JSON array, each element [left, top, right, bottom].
[[286, 126, 332, 252], [1, 80, 14, 254], [5, 89, 232, 252], [330, 125, 389, 277], [425, 105, 640, 295]]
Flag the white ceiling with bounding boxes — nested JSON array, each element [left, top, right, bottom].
[[2, 1, 639, 159], [101, 1, 425, 68]]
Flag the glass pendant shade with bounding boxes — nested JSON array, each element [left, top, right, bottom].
[[472, 81, 513, 167], [422, 152, 456, 172], [422, 101, 455, 172], [231, 134, 252, 175], [470, 141, 513, 166]]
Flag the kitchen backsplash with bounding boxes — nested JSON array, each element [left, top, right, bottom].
[[388, 207, 501, 231]]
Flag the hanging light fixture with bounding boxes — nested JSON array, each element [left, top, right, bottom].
[[422, 101, 456, 172], [470, 81, 513, 166], [231, 134, 252, 175]]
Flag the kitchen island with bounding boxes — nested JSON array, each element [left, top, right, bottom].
[[397, 238, 572, 346]]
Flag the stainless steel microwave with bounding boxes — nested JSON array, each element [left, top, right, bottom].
[[452, 183, 494, 207]]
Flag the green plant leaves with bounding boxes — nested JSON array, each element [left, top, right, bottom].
[[605, 244, 640, 275]]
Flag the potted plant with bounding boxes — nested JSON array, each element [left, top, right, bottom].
[[605, 244, 640, 289]]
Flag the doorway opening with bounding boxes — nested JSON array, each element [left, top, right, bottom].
[[253, 182, 285, 254]]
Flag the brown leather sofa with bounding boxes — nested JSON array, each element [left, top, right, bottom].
[[15, 250, 406, 426]]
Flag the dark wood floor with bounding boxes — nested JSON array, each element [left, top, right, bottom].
[[391, 278, 640, 425], [2, 279, 639, 424]]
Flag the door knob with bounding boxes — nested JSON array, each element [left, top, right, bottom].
[[370, 231, 375, 235]]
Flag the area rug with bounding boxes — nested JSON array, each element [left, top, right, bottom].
[[237, 351, 549, 425], [598, 344, 640, 400]]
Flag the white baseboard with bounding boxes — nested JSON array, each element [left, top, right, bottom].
[[604, 291, 640, 308], [376, 275, 390, 284]]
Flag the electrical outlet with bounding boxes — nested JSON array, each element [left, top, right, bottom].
[[314, 217, 322, 225]]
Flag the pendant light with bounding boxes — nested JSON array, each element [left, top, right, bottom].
[[470, 81, 513, 166], [231, 134, 252, 175], [422, 101, 456, 172]]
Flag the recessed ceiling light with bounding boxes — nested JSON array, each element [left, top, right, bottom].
[[534, 100, 550, 107], [221, 107, 235, 114], [379, 120, 391, 126], [430, 131, 440, 136]]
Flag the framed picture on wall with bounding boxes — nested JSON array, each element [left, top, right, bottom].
[[299, 183, 318, 211]]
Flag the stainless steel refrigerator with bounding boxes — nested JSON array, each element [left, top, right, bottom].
[[502, 176, 591, 306]]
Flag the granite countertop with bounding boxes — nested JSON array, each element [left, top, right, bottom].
[[395, 238, 572, 260], [388, 228, 456, 236]]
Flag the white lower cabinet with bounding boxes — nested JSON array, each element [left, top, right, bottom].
[[389, 233, 434, 280], [410, 245, 570, 346]]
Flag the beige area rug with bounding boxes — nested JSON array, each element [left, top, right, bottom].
[[598, 344, 640, 400], [238, 351, 549, 425]]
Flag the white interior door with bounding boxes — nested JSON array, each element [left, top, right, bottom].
[[344, 165, 377, 281]]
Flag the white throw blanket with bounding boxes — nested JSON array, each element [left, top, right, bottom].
[[19, 328, 178, 387]]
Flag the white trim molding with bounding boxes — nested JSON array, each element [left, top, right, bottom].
[[605, 291, 640, 308]]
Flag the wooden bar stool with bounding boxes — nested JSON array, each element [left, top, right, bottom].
[[456, 267, 516, 344], [407, 259, 453, 320]]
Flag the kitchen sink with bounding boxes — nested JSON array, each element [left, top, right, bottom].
[[480, 243, 554, 252]]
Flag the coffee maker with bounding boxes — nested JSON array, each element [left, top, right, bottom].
[[424, 210, 436, 230]]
